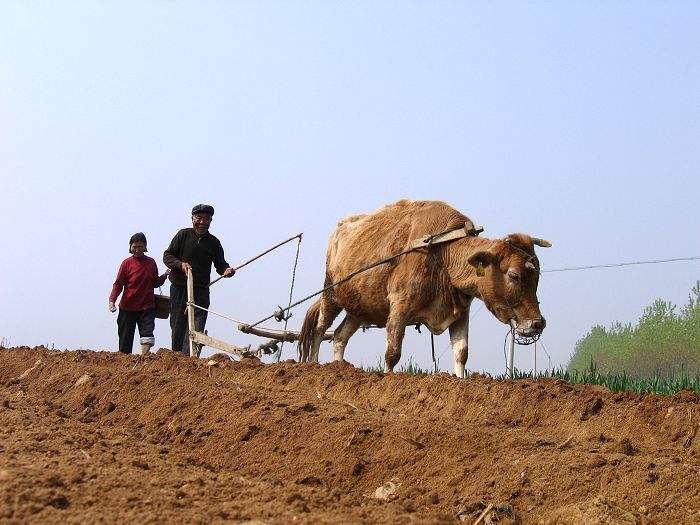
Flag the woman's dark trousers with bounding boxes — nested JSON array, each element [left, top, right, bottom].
[[117, 308, 156, 354]]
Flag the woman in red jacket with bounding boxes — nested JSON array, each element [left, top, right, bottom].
[[109, 232, 168, 355]]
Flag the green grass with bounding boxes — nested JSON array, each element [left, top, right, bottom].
[[361, 358, 700, 395], [361, 356, 433, 375], [507, 361, 700, 395]]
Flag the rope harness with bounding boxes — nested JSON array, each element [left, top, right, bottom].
[[275, 235, 302, 361], [209, 233, 303, 287], [248, 222, 483, 329]]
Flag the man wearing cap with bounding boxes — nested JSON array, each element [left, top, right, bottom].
[[163, 204, 235, 354]]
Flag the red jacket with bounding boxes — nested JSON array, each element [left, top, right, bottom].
[[110, 255, 167, 311]]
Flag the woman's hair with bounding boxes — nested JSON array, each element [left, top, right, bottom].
[[129, 232, 148, 253]]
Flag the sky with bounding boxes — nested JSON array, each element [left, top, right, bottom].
[[1, 2, 698, 375]]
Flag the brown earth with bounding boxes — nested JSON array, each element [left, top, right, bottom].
[[0, 347, 698, 524]]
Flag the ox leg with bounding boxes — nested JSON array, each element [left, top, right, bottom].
[[448, 311, 470, 378], [310, 301, 341, 362], [384, 312, 408, 373], [332, 315, 361, 362]]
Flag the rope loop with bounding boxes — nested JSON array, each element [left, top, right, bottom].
[[510, 325, 541, 346], [274, 306, 293, 323]]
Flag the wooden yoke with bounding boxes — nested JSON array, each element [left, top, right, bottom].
[[409, 221, 483, 250]]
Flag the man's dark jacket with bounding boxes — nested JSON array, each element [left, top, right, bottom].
[[163, 228, 229, 288]]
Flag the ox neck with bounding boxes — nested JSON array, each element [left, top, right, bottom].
[[440, 236, 492, 297]]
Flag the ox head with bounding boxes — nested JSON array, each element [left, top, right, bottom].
[[464, 234, 551, 338]]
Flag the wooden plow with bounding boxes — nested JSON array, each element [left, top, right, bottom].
[[185, 268, 250, 359], [185, 268, 332, 360]]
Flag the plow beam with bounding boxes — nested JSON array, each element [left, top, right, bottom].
[[238, 324, 333, 343]]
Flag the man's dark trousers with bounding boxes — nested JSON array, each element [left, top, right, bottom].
[[170, 284, 209, 354]]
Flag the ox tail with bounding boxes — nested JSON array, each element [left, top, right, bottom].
[[298, 298, 322, 362]]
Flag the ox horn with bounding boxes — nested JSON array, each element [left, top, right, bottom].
[[532, 238, 552, 248], [525, 261, 536, 271]]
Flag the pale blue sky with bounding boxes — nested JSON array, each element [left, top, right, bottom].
[[1, 2, 698, 374]]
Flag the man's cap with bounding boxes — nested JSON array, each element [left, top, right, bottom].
[[192, 204, 214, 216]]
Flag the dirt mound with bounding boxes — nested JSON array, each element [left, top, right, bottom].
[[1, 347, 698, 523]]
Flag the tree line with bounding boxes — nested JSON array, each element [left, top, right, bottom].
[[568, 281, 700, 379]]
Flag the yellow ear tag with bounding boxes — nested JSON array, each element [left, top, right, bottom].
[[476, 262, 485, 277]]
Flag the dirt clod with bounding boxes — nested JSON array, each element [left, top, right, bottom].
[[619, 438, 637, 456]]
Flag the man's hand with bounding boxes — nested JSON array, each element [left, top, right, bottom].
[[181, 262, 192, 273], [223, 267, 236, 278], [108, 301, 116, 313]]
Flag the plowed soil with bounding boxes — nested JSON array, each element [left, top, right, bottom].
[[1, 347, 698, 524]]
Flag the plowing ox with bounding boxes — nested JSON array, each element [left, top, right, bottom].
[[298, 200, 551, 377]]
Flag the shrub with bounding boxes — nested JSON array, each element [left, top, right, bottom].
[[568, 281, 700, 379]]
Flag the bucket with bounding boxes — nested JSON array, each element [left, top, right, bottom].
[[154, 294, 170, 319]]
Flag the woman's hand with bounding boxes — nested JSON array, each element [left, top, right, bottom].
[[108, 301, 116, 313]]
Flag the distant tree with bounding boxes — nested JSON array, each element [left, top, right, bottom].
[[568, 281, 700, 378]]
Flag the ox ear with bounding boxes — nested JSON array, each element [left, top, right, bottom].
[[467, 250, 497, 270], [532, 238, 552, 248]]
